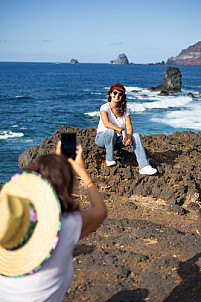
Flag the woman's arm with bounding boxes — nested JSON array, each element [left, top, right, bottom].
[[125, 115, 133, 136], [57, 142, 107, 239], [124, 115, 133, 146]]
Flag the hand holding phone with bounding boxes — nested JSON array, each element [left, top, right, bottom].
[[61, 132, 76, 159]]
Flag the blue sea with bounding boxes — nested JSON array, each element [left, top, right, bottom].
[[0, 62, 201, 182]]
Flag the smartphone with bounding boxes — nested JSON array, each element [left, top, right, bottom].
[[61, 132, 76, 159]]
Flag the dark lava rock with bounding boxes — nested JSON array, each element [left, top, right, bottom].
[[17, 126, 201, 213], [70, 58, 79, 64], [186, 93, 195, 98], [158, 90, 170, 96], [149, 67, 182, 92], [167, 204, 186, 215], [109, 53, 129, 65], [18, 146, 41, 169], [125, 201, 138, 210]]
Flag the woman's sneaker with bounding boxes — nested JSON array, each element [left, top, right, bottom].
[[106, 160, 116, 167], [139, 165, 157, 175]]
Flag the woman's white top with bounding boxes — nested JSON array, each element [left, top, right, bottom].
[[97, 102, 130, 136], [0, 212, 82, 302]]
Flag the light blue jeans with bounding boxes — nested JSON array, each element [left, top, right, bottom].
[[95, 129, 149, 169]]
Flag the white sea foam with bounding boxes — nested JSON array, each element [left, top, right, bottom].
[[0, 130, 24, 139], [127, 95, 193, 113], [85, 95, 193, 116], [85, 111, 100, 117], [10, 125, 18, 128], [15, 95, 31, 99], [151, 102, 201, 130]]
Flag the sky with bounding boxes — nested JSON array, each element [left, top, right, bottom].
[[0, 0, 201, 63]]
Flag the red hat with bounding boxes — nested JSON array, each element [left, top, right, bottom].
[[109, 83, 126, 93]]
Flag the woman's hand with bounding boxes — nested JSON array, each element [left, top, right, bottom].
[[67, 144, 93, 188], [68, 145, 86, 175], [56, 141, 87, 177], [124, 138, 131, 146], [56, 140, 62, 155], [122, 130, 127, 145], [122, 131, 131, 146], [56, 141, 84, 168]]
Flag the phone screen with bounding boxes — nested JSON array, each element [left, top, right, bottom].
[[61, 132, 76, 159]]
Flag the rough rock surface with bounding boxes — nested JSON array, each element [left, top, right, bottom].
[[18, 125, 201, 214], [9, 126, 201, 301], [149, 67, 182, 93], [167, 41, 201, 65], [109, 54, 129, 65], [70, 58, 79, 64]]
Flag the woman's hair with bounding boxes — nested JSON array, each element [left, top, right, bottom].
[[108, 85, 127, 116], [24, 154, 79, 214]]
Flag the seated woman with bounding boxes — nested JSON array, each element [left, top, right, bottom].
[[95, 83, 157, 175]]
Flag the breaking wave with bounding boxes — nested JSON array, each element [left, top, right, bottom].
[[0, 130, 24, 140]]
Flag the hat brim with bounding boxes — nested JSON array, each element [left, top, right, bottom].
[[109, 83, 126, 93], [0, 173, 61, 277]]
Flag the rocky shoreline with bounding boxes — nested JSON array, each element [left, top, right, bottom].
[[2, 126, 201, 301], [18, 126, 201, 216]]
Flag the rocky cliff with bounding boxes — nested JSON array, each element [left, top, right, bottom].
[[167, 41, 201, 65], [109, 53, 129, 64], [70, 59, 79, 64]]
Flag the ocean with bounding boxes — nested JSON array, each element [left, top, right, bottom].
[[0, 62, 201, 182]]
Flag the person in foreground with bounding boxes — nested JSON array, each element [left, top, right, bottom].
[[95, 83, 157, 175], [0, 142, 107, 302]]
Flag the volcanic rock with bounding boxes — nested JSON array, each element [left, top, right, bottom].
[[186, 93, 194, 98], [109, 54, 129, 65], [149, 67, 182, 93], [70, 59, 79, 64], [18, 126, 201, 211], [167, 41, 201, 65]]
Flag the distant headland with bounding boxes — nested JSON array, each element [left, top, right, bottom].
[[166, 41, 201, 65], [107, 41, 201, 65], [68, 41, 201, 65]]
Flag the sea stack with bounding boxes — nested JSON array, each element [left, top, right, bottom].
[[109, 53, 129, 64], [70, 59, 79, 64], [149, 67, 182, 93]]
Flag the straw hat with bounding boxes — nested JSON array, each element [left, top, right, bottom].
[[0, 172, 61, 277]]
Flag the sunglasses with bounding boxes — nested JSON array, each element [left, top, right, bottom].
[[112, 90, 124, 97]]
